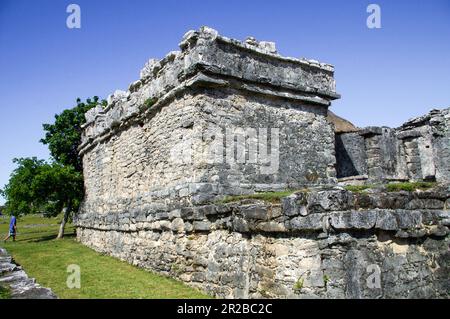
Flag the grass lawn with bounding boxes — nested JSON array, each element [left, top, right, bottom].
[[0, 214, 210, 299], [0, 285, 11, 299]]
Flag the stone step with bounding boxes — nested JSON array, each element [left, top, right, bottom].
[[0, 247, 57, 299]]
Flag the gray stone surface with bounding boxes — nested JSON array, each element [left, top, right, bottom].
[[75, 27, 450, 299], [336, 108, 450, 183], [78, 27, 339, 225], [335, 132, 367, 178], [76, 186, 450, 299], [0, 248, 57, 299]]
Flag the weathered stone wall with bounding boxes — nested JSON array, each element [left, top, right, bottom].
[[336, 108, 450, 183], [76, 186, 450, 298], [76, 27, 450, 299], [81, 86, 336, 218], [335, 133, 367, 178], [79, 27, 339, 209]]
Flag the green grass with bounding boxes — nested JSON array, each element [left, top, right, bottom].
[[386, 182, 436, 192], [0, 214, 209, 299], [344, 182, 437, 193], [0, 285, 11, 299], [218, 190, 297, 204], [344, 185, 372, 193]]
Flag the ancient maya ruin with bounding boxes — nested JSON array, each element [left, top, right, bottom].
[[75, 27, 450, 298]]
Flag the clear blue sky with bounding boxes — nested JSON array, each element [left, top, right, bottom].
[[1, 0, 450, 204]]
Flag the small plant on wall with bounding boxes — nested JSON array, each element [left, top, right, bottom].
[[293, 277, 304, 294], [323, 274, 330, 289], [143, 97, 158, 109]]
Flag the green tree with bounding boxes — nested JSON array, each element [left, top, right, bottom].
[[40, 96, 106, 172], [0, 158, 83, 238], [2, 97, 104, 238], [0, 158, 45, 216]]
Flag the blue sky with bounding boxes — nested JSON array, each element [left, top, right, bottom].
[[1, 0, 450, 204]]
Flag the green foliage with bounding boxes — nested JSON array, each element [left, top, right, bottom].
[[344, 185, 372, 193], [218, 190, 296, 204], [143, 97, 158, 109], [386, 182, 436, 192], [0, 285, 11, 299], [40, 97, 106, 172], [344, 182, 437, 193], [293, 277, 304, 293], [323, 274, 330, 288], [0, 158, 83, 217], [0, 158, 45, 215]]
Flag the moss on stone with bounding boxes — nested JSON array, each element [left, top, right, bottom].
[[143, 97, 158, 109], [386, 182, 436, 192], [218, 190, 297, 204], [344, 185, 372, 193]]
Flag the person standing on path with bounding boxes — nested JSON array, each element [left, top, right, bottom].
[[4, 215, 17, 242]]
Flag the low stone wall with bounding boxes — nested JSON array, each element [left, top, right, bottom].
[[75, 186, 450, 298]]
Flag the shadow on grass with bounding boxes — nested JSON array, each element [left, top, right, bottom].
[[6, 232, 76, 243], [30, 232, 76, 243]]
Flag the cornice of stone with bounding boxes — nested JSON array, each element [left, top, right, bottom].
[[79, 26, 341, 155]]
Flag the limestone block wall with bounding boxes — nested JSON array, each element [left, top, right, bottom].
[[335, 108, 450, 183], [81, 86, 336, 214], [78, 27, 340, 215], [76, 186, 450, 298], [335, 132, 367, 178], [75, 27, 450, 299]]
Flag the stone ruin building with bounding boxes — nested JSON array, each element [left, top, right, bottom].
[[336, 109, 450, 184], [75, 27, 450, 299]]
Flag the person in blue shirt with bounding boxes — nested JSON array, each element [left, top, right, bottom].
[[4, 215, 17, 242]]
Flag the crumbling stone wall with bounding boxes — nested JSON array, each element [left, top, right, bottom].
[[78, 27, 339, 212], [336, 108, 450, 183], [76, 27, 450, 299], [335, 133, 367, 178], [76, 186, 450, 298]]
